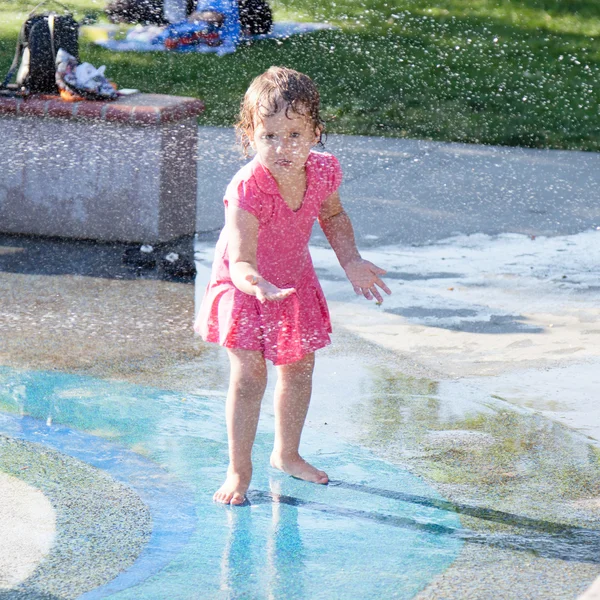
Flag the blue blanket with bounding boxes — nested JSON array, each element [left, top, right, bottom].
[[95, 20, 335, 55]]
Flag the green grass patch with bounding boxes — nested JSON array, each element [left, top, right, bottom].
[[1, 0, 599, 150]]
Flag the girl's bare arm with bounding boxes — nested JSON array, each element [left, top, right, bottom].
[[228, 204, 296, 301], [319, 191, 391, 303], [318, 190, 361, 267]]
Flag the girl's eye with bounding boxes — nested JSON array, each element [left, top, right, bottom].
[[265, 134, 276, 140], [290, 132, 300, 138]]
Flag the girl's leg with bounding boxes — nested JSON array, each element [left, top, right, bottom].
[[270, 353, 328, 484], [214, 348, 267, 505]]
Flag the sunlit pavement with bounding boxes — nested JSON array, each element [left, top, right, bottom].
[[2, 128, 600, 598]]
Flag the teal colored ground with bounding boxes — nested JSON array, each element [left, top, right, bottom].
[[0, 366, 463, 599]]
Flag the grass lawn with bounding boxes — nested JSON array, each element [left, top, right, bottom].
[[1, 0, 599, 150]]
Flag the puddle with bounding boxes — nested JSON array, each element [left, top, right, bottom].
[[281, 350, 600, 565], [354, 364, 600, 532], [0, 366, 462, 599], [443, 361, 600, 444], [1, 335, 599, 598]]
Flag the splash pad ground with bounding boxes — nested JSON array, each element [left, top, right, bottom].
[[2, 131, 600, 598]]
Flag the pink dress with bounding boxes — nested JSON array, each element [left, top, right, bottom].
[[195, 150, 342, 365]]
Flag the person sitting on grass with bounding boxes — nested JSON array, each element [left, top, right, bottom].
[[105, 0, 272, 35]]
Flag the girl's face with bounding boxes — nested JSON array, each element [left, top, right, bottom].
[[250, 107, 321, 180]]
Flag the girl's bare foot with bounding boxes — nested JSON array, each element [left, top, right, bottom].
[[270, 452, 329, 484], [213, 469, 251, 505]]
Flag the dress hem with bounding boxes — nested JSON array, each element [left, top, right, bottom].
[[200, 333, 332, 366]]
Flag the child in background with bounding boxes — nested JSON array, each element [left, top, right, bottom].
[[195, 66, 391, 505]]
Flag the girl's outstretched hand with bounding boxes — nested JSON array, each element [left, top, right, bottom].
[[246, 275, 296, 303], [343, 259, 392, 304]]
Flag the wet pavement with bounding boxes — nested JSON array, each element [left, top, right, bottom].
[[2, 129, 600, 598]]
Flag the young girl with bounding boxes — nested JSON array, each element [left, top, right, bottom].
[[195, 66, 391, 505]]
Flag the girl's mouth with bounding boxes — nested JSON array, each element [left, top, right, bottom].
[[275, 159, 292, 166]]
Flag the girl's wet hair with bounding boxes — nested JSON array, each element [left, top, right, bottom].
[[237, 66, 325, 155]]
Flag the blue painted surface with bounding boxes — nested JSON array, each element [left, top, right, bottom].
[[0, 409, 197, 599], [0, 367, 463, 599]]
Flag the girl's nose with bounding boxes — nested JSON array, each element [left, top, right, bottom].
[[279, 138, 297, 152]]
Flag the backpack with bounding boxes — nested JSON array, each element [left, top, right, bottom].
[[2, 1, 79, 95], [105, 0, 169, 26]]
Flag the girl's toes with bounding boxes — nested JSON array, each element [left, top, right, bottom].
[[213, 491, 228, 504], [213, 474, 249, 505], [316, 471, 329, 484]]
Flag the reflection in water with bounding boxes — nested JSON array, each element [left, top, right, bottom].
[[220, 480, 307, 600], [8, 383, 26, 417], [220, 509, 255, 599], [7, 379, 55, 426], [267, 479, 305, 600]]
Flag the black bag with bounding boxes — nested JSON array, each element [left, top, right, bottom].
[[2, 1, 79, 95], [105, 0, 170, 25], [238, 0, 271, 35]]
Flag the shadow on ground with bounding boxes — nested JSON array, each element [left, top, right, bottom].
[[384, 306, 544, 334], [0, 233, 198, 283]]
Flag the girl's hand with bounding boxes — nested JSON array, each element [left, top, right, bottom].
[[246, 275, 296, 303], [343, 259, 392, 304]]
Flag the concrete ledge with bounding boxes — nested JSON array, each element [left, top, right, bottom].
[[0, 93, 204, 125], [0, 93, 204, 243]]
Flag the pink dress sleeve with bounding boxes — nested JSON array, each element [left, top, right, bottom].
[[310, 152, 342, 201], [324, 153, 342, 196], [224, 179, 270, 224]]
